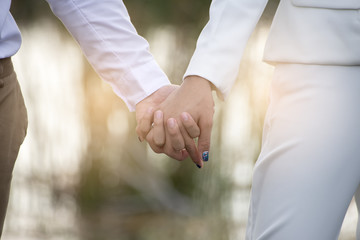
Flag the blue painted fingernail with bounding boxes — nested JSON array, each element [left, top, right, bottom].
[[202, 151, 209, 162], [196, 164, 202, 169]]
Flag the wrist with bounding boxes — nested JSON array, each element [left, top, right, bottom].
[[183, 75, 213, 92]]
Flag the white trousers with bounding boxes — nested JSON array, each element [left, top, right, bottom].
[[246, 64, 360, 240]]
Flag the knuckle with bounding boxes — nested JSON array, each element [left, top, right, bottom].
[[154, 138, 165, 147], [135, 126, 140, 136], [184, 118, 194, 127], [138, 122, 147, 131], [139, 128, 148, 136], [172, 143, 182, 151], [168, 129, 178, 137], [186, 124, 197, 131], [154, 149, 162, 154], [139, 131, 147, 139], [190, 128, 200, 138], [184, 142, 195, 151], [152, 147, 162, 154], [154, 117, 162, 125], [199, 140, 211, 149]]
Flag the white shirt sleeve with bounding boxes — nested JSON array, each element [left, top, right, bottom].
[[45, 0, 171, 112], [184, 0, 268, 100]]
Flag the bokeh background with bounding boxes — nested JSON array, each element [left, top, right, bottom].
[[3, 0, 358, 239]]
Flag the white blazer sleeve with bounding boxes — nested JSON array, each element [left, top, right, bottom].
[[184, 0, 268, 100], [45, 0, 170, 111]]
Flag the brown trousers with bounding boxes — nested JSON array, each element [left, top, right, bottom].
[[0, 58, 27, 236]]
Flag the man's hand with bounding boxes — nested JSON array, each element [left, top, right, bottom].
[[135, 84, 178, 141]]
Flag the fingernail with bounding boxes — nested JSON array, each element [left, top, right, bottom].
[[181, 112, 189, 121], [147, 107, 153, 114], [138, 136, 143, 142], [155, 110, 163, 120], [196, 164, 202, 169], [202, 151, 209, 162], [168, 118, 175, 129]]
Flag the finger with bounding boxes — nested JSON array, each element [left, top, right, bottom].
[[197, 117, 213, 162], [166, 118, 185, 151], [165, 117, 202, 168], [180, 112, 200, 138], [163, 145, 188, 161], [180, 148, 189, 159], [146, 129, 186, 161], [136, 107, 154, 141], [145, 129, 162, 153], [179, 126, 202, 168], [153, 110, 165, 147]]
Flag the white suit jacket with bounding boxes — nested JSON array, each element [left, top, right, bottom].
[[185, 0, 360, 100]]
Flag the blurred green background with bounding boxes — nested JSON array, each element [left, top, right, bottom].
[[3, 0, 358, 239]]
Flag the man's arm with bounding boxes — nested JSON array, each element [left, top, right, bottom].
[[45, 0, 170, 111]]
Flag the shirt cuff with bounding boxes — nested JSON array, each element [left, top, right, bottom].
[[109, 59, 171, 112], [184, 53, 235, 101]]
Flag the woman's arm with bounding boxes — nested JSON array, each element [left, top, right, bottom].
[[185, 0, 269, 99]]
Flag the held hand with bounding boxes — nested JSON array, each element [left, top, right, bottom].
[[147, 76, 215, 168], [135, 84, 178, 141], [145, 111, 200, 161]]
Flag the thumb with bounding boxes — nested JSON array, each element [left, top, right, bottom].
[[197, 117, 213, 162]]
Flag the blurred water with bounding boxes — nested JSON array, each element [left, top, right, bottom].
[[2, 20, 358, 240]]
